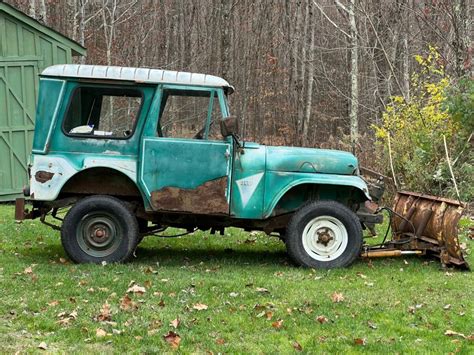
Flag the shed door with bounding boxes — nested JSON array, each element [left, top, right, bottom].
[[0, 61, 38, 200]]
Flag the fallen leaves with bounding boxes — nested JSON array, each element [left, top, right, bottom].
[[272, 319, 283, 329], [96, 328, 107, 337], [316, 315, 328, 324], [292, 341, 303, 351], [126, 284, 146, 295], [367, 321, 378, 329], [354, 338, 367, 346], [170, 318, 180, 329], [120, 294, 138, 311], [22, 265, 38, 281], [331, 292, 344, 303], [444, 329, 473, 340], [164, 331, 181, 349], [256, 287, 270, 294], [37, 342, 48, 350], [192, 303, 208, 311], [96, 302, 112, 322], [57, 310, 78, 326]]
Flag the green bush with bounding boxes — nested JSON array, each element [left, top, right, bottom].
[[374, 47, 473, 202]]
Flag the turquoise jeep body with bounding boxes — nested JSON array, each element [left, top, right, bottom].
[[18, 65, 380, 267]]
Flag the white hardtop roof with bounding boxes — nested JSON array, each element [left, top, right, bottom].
[[41, 64, 234, 93]]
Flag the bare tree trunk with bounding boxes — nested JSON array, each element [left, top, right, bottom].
[[348, 0, 358, 151], [38, 0, 47, 24], [297, 1, 309, 142], [220, 0, 231, 79], [28, 0, 36, 18], [451, 0, 471, 77], [302, 3, 315, 146], [78, 0, 86, 64], [402, 0, 410, 100]]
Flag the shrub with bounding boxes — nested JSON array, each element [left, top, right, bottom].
[[374, 47, 473, 202]]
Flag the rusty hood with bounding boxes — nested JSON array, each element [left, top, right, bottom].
[[266, 146, 359, 175]]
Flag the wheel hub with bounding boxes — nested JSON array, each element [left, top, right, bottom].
[[77, 212, 122, 257], [91, 226, 109, 243], [301, 215, 349, 262]]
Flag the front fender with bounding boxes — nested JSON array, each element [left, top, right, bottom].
[[263, 171, 371, 218]]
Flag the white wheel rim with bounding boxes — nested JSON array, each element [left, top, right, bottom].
[[301, 215, 348, 261]]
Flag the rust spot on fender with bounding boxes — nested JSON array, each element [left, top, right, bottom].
[[35, 171, 55, 183], [151, 177, 229, 215]]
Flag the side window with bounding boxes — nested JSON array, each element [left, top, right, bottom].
[[158, 89, 222, 140], [63, 87, 142, 138]]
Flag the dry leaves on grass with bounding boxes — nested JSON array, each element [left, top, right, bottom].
[[316, 315, 328, 324], [444, 330, 471, 339], [126, 284, 146, 295], [193, 303, 208, 311], [256, 287, 270, 294], [120, 294, 138, 311], [272, 319, 283, 329], [354, 338, 367, 345], [170, 318, 181, 329], [367, 321, 378, 329], [292, 341, 302, 351], [96, 328, 107, 337], [96, 302, 112, 322], [37, 342, 48, 350], [57, 310, 77, 326], [331, 292, 344, 303], [164, 331, 181, 349]]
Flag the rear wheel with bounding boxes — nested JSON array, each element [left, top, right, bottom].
[[286, 201, 362, 269], [61, 195, 139, 263]]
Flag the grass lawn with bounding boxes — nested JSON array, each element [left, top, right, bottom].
[[0, 204, 472, 353]]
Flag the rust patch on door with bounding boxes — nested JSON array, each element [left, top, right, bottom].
[[35, 171, 55, 183], [151, 177, 229, 215]]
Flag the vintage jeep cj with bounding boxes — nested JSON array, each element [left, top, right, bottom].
[[15, 64, 385, 268]]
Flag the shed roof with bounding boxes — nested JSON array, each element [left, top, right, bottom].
[[41, 64, 234, 92], [0, 1, 86, 56]]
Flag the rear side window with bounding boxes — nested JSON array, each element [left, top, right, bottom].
[[63, 87, 142, 138]]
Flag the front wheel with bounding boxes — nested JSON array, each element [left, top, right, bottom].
[[286, 201, 362, 269], [61, 195, 139, 264]]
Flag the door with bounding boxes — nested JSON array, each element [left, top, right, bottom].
[[139, 85, 232, 215], [0, 61, 38, 200]]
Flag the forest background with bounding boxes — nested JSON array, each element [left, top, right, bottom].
[[8, 0, 474, 202]]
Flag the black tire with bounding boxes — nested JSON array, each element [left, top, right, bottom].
[[286, 200, 362, 269], [61, 195, 139, 263]]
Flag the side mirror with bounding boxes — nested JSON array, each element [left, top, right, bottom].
[[220, 116, 239, 137]]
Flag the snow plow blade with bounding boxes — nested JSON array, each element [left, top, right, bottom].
[[388, 191, 468, 269]]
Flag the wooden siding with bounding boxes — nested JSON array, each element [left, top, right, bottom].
[[0, 6, 84, 201]]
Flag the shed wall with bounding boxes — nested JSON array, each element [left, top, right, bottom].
[[0, 10, 76, 201]]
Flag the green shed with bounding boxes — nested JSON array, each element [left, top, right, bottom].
[[0, 2, 86, 201]]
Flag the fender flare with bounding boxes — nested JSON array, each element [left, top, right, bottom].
[[263, 174, 371, 218]]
